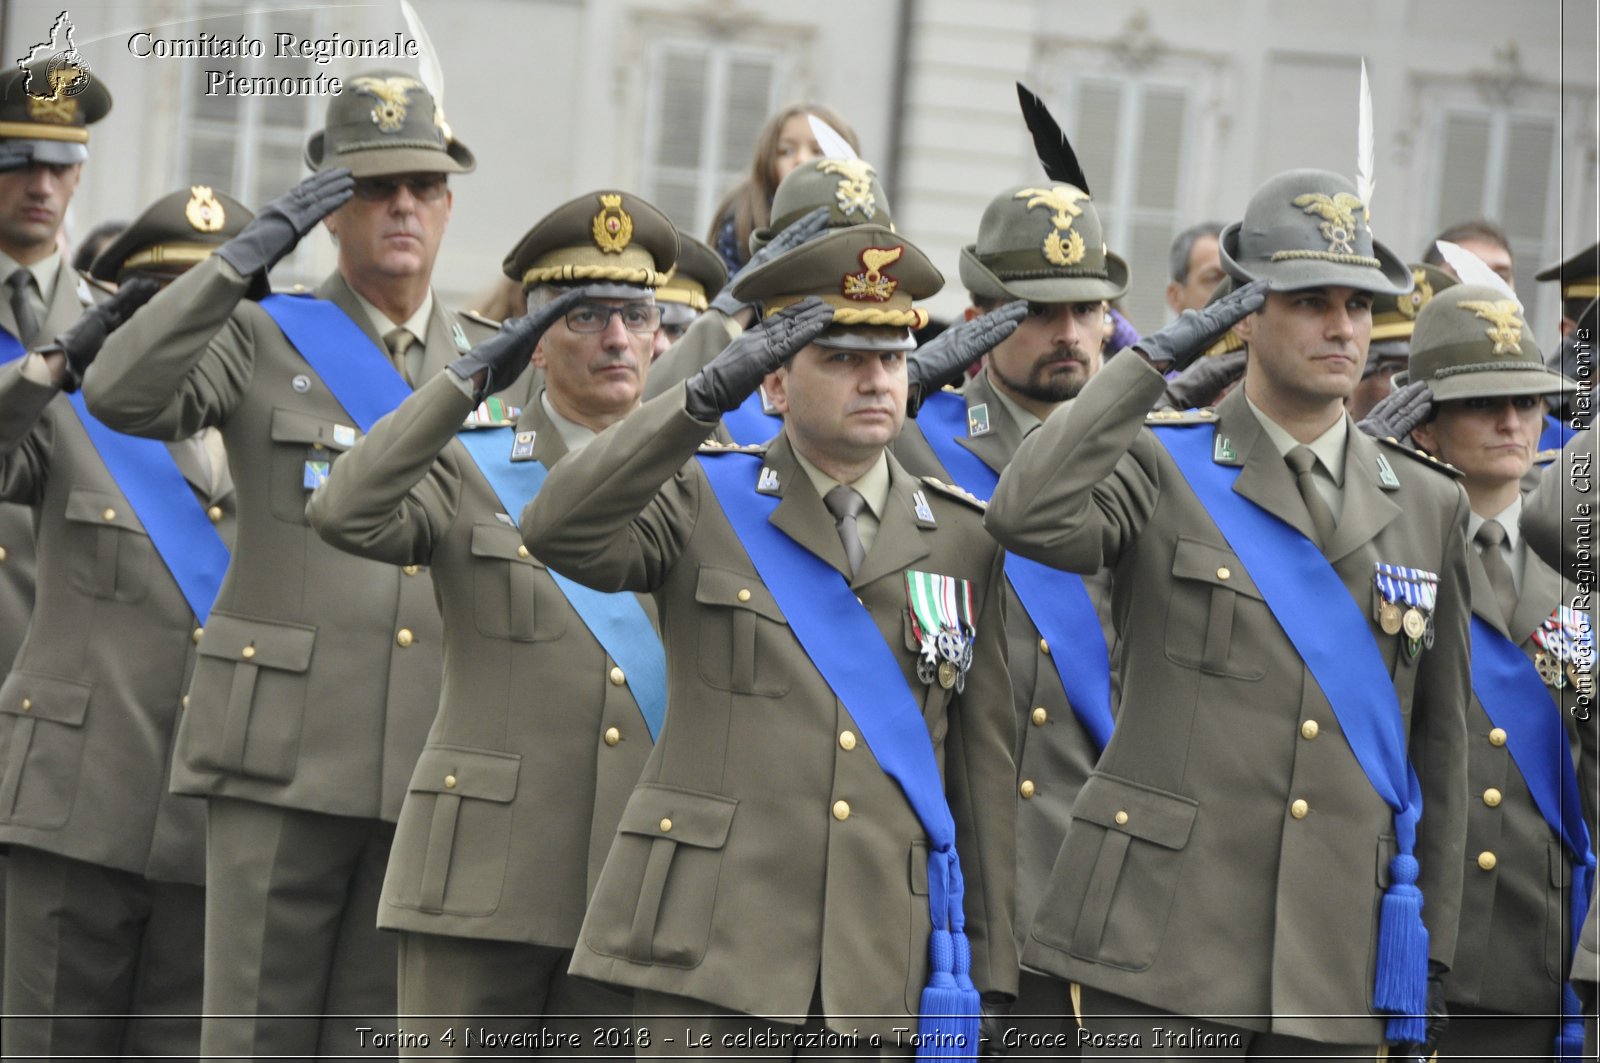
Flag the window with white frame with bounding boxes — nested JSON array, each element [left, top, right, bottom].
[[641, 40, 785, 240]]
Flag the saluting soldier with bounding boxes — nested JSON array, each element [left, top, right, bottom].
[[1375, 284, 1596, 1059], [988, 169, 1472, 1059], [894, 180, 1127, 1048], [82, 71, 505, 1058], [306, 190, 679, 1055], [0, 186, 247, 1059], [523, 225, 1019, 1058]]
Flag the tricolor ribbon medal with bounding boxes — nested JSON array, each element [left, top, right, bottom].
[[905, 570, 976, 692], [1532, 605, 1594, 694], [1373, 562, 1439, 658]]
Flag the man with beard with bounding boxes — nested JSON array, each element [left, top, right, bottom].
[[894, 181, 1127, 1048]]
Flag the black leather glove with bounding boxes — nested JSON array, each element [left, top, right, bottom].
[[39, 277, 161, 393], [446, 289, 585, 402], [1154, 349, 1247, 411], [1356, 380, 1433, 443], [708, 207, 831, 318], [216, 168, 355, 283], [1389, 964, 1448, 1061], [906, 301, 1029, 415], [977, 992, 1011, 1061], [1134, 279, 1269, 373], [683, 297, 834, 422]]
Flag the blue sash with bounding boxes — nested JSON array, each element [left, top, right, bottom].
[[1152, 423, 1429, 1042], [1541, 413, 1578, 453], [697, 450, 980, 1061], [456, 427, 666, 741], [917, 392, 1114, 750], [259, 294, 412, 430], [1468, 615, 1595, 1057], [721, 390, 782, 446], [0, 328, 22, 364]]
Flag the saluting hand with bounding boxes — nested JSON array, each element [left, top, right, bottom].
[[42, 276, 162, 393], [445, 289, 586, 402], [216, 168, 356, 286], [1154, 348, 1247, 411], [684, 296, 834, 422], [906, 301, 1029, 415], [708, 207, 832, 321], [1133, 278, 1268, 373], [1356, 380, 1433, 444]]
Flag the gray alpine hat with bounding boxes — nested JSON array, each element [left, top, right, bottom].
[[1398, 283, 1576, 400]]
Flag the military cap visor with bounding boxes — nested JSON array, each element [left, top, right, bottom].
[[811, 324, 918, 352], [304, 71, 473, 178], [90, 186, 254, 282], [1534, 240, 1599, 302]]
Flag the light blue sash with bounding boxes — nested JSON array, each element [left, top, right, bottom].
[[698, 449, 980, 1061], [457, 427, 666, 741], [1152, 422, 1429, 1043], [259, 294, 411, 429], [917, 392, 1113, 750]]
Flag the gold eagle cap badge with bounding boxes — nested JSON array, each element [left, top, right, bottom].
[[1459, 299, 1526, 355], [1292, 192, 1367, 255], [1016, 185, 1090, 267], [817, 158, 878, 219], [592, 194, 634, 254], [351, 75, 422, 133], [185, 186, 226, 233], [842, 246, 904, 302], [1399, 267, 1433, 320]]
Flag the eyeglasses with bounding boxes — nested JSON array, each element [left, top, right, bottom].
[[351, 174, 450, 202], [565, 301, 662, 335]]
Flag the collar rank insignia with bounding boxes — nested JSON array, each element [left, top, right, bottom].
[[1293, 192, 1367, 254], [842, 246, 903, 302], [453, 322, 471, 351], [1375, 452, 1400, 488], [967, 402, 991, 437], [1212, 434, 1237, 462], [1016, 185, 1090, 266], [817, 158, 878, 218], [756, 466, 780, 494], [912, 489, 936, 525], [509, 430, 537, 460], [351, 75, 422, 133], [592, 194, 634, 254], [185, 186, 225, 233], [332, 424, 357, 448], [759, 384, 780, 416]]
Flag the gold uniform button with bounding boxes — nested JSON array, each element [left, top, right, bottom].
[[1478, 851, 1497, 871], [443, 774, 457, 790], [241, 645, 256, 660], [192, 627, 204, 643], [737, 588, 752, 603], [1039, 638, 1050, 656], [609, 666, 626, 686], [1019, 780, 1036, 799], [1031, 707, 1048, 726], [181, 695, 190, 709], [402, 564, 419, 576], [1114, 810, 1129, 826], [603, 727, 621, 747], [207, 505, 223, 523], [0, 545, 8, 561], [1216, 566, 1231, 580], [516, 546, 530, 559], [839, 730, 857, 751], [102, 507, 117, 522], [1483, 788, 1502, 808], [1290, 799, 1309, 819], [832, 800, 851, 821], [1488, 727, 1507, 747], [1300, 720, 1319, 740], [20, 698, 30, 712], [396, 628, 414, 648], [659, 818, 673, 833]]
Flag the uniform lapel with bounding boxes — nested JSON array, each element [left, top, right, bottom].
[[525, 392, 571, 471], [956, 373, 1021, 476], [1512, 545, 1563, 646], [1324, 427, 1402, 565], [1216, 390, 1321, 543], [40, 259, 85, 338], [315, 273, 388, 354], [761, 433, 854, 581], [421, 301, 469, 380], [854, 455, 933, 588]]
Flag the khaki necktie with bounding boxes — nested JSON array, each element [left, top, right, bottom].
[[6, 269, 41, 348], [1285, 445, 1337, 548], [824, 485, 867, 578], [1476, 519, 1519, 629], [384, 327, 416, 385]]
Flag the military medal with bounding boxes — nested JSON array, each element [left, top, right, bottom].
[[1374, 563, 1439, 658], [1402, 607, 1426, 641], [1536, 651, 1564, 688], [937, 660, 958, 689], [1533, 606, 1594, 692], [905, 570, 976, 693], [1379, 601, 1403, 636]]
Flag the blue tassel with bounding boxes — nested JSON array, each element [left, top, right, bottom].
[[1373, 854, 1428, 1043], [916, 928, 979, 1061]]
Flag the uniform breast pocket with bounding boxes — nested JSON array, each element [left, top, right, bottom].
[[469, 523, 566, 642], [0, 670, 93, 830], [267, 406, 357, 525], [183, 611, 316, 783], [63, 488, 151, 603], [585, 784, 738, 968], [387, 745, 520, 918], [1163, 537, 1266, 680], [694, 564, 792, 697]]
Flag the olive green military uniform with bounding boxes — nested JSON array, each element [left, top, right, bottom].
[[987, 171, 1472, 1053]]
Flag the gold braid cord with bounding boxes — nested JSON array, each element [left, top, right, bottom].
[[763, 298, 926, 329], [1269, 249, 1382, 267], [521, 263, 667, 287]]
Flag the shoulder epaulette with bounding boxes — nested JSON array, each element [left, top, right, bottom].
[[1376, 435, 1463, 479], [1144, 407, 1219, 424], [1534, 447, 1562, 466], [289, 283, 311, 294], [697, 437, 765, 455], [457, 308, 502, 330], [920, 475, 987, 511]]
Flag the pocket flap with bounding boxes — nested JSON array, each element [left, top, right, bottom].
[[270, 406, 359, 451], [617, 784, 738, 849], [0, 670, 92, 726], [469, 522, 541, 565], [694, 565, 785, 624], [1172, 537, 1263, 600], [409, 745, 520, 802], [197, 612, 316, 672], [1073, 772, 1198, 850], [64, 488, 146, 535]]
